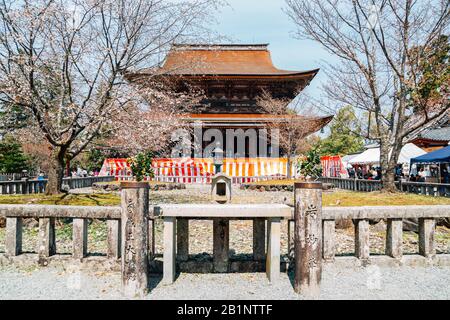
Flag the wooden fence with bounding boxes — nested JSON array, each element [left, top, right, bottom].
[[0, 176, 115, 195], [320, 177, 450, 197], [0, 172, 37, 182], [117, 174, 288, 185]]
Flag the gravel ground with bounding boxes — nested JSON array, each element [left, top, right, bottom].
[[1, 264, 449, 300]]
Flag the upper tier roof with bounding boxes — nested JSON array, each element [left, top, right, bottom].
[[130, 44, 319, 79]]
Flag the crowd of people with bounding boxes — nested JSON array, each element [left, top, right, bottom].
[[345, 164, 450, 184], [347, 166, 382, 180], [70, 167, 100, 178]]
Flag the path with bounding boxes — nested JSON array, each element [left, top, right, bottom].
[[1, 264, 449, 300]]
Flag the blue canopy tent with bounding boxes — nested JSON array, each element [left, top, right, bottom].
[[410, 146, 450, 164], [410, 146, 450, 184]]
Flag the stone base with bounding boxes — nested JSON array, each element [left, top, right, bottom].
[[0, 253, 121, 272], [2, 253, 449, 274], [149, 254, 291, 274], [327, 254, 450, 268]]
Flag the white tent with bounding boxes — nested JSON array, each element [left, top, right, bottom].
[[348, 147, 380, 165], [397, 143, 427, 164], [341, 154, 360, 169], [348, 143, 426, 165]]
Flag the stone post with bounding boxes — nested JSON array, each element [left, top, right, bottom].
[[38, 217, 56, 266], [120, 182, 149, 297], [5, 217, 22, 256], [148, 207, 155, 262], [294, 182, 322, 298], [107, 219, 121, 259], [73, 218, 88, 259], [177, 218, 189, 262], [386, 218, 402, 259], [213, 218, 229, 272], [253, 218, 266, 261], [355, 219, 370, 261], [419, 218, 435, 257], [266, 218, 281, 282], [322, 220, 336, 261]]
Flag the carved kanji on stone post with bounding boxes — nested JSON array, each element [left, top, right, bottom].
[[120, 182, 149, 297], [294, 182, 323, 298]]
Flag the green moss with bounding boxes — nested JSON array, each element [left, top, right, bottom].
[[0, 193, 120, 206], [323, 191, 450, 206]]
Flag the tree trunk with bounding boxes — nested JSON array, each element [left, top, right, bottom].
[[46, 148, 66, 195], [380, 139, 401, 193], [382, 169, 397, 193]]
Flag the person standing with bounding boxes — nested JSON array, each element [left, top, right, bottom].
[[418, 168, 426, 182]]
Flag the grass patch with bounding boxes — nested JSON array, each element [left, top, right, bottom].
[[323, 191, 450, 206], [0, 189, 449, 207], [245, 179, 301, 186], [0, 193, 120, 206]]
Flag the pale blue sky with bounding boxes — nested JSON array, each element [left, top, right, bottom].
[[212, 0, 336, 102]]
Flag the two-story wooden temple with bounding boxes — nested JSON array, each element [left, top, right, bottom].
[[101, 44, 332, 181]]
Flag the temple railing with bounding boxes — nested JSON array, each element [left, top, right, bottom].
[[0, 176, 115, 195], [287, 205, 450, 263], [0, 204, 121, 262], [320, 177, 450, 197], [0, 172, 37, 182], [1, 200, 449, 296]]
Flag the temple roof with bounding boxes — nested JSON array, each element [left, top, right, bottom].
[[129, 44, 319, 80]]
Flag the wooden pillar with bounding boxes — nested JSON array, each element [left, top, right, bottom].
[[177, 218, 189, 262], [355, 219, 370, 260], [163, 217, 176, 284], [266, 218, 280, 282], [73, 218, 88, 259], [213, 218, 229, 272], [120, 182, 149, 297], [253, 218, 266, 261], [322, 220, 335, 261], [107, 219, 121, 259], [419, 218, 435, 257], [386, 218, 402, 259], [294, 182, 323, 297], [5, 217, 22, 256], [38, 217, 56, 265]]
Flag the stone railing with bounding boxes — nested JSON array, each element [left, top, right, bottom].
[[320, 177, 450, 197], [1, 183, 449, 297], [0, 204, 121, 264], [397, 181, 450, 197], [287, 205, 450, 264], [0, 172, 37, 182], [0, 176, 115, 195], [319, 177, 383, 192], [0, 183, 156, 297]]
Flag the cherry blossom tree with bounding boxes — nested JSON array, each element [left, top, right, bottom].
[[0, 0, 219, 194], [257, 90, 333, 178]]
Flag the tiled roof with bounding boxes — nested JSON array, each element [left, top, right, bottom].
[[419, 126, 450, 141], [131, 44, 319, 78]]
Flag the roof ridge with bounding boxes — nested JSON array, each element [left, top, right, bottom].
[[172, 44, 269, 51]]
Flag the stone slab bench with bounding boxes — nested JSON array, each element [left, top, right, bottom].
[[156, 204, 292, 285]]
